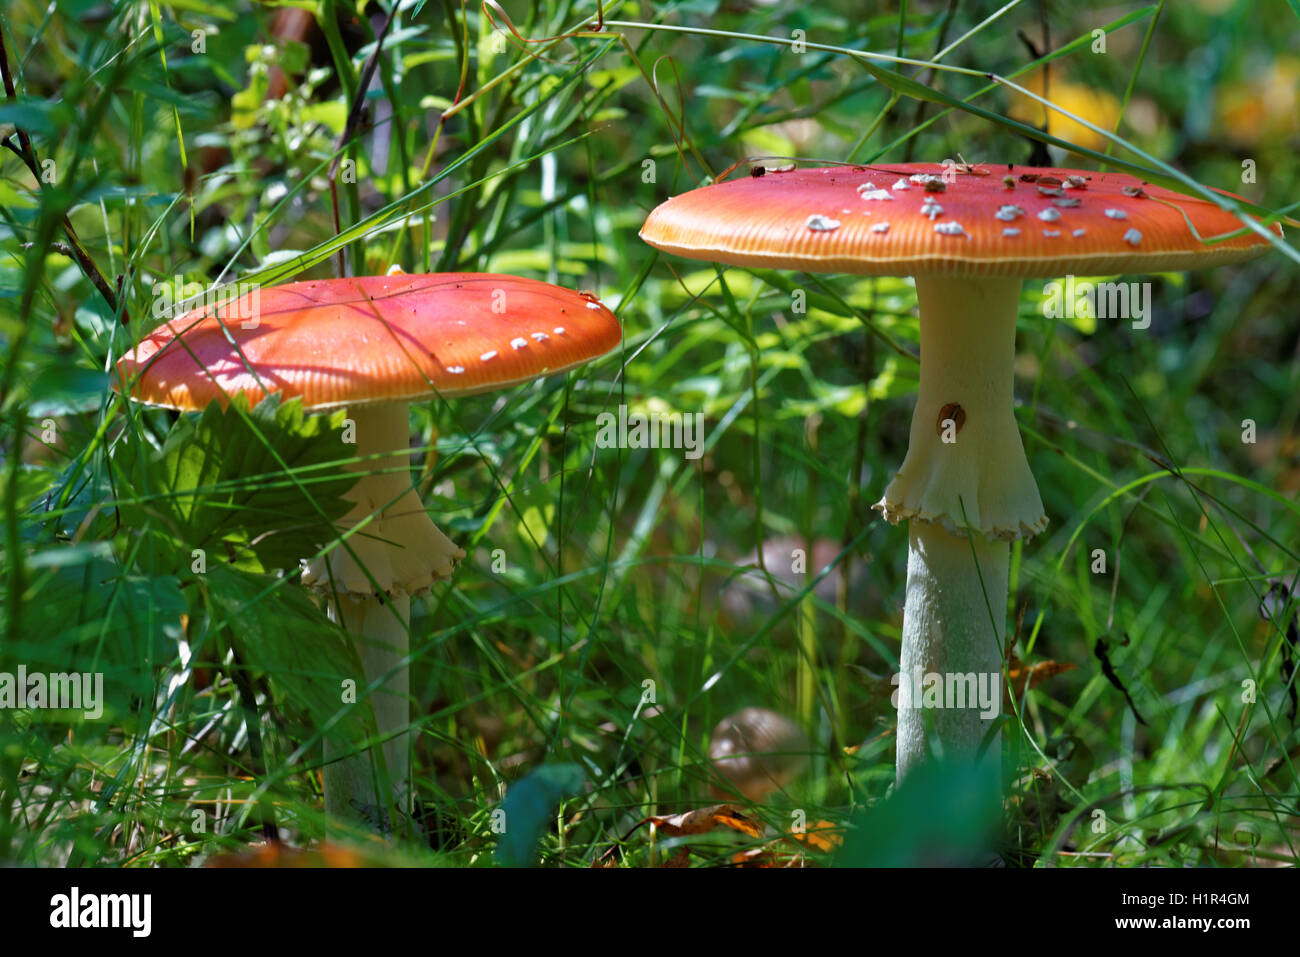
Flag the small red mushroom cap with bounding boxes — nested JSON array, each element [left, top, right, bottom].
[[640, 163, 1282, 277], [115, 273, 622, 411]]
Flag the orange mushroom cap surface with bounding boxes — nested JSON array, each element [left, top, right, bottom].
[[115, 273, 622, 412], [640, 163, 1281, 277]]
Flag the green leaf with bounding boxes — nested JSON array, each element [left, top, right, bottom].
[[5, 558, 187, 717], [28, 362, 108, 416], [115, 393, 355, 574], [837, 760, 1002, 866], [204, 565, 368, 742], [231, 59, 270, 131], [495, 763, 587, 867], [300, 102, 348, 136], [0, 181, 37, 209], [0, 98, 71, 136]]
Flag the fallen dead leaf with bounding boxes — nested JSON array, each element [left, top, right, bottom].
[[1005, 651, 1077, 707], [647, 804, 763, 839]]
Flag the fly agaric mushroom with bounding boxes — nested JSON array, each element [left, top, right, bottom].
[[641, 163, 1281, 797], [114, 272, 621, 827], [708, 707, 810, 802]]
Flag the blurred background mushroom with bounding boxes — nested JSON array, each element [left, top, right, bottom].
[[707, 707, 810, 802], [716, 536, 874, 629]]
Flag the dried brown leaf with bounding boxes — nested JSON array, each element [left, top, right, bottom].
[[647, 804, 763, 839]]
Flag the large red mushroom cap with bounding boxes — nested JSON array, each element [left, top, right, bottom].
[[640, 162, 1282, 277], [114, 273, 621, 411]]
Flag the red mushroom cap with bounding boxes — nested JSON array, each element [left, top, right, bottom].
[[640, 163, 1282, 277], [114, 273, 621, 411]]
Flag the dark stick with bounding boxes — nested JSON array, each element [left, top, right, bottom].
[[900, 0, 959, 164], [1094, 633, 1148, 727], [0, 32, 126, 324], [328, 3, 400, 277]]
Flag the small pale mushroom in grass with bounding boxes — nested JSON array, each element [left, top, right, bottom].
[[113, 272, 620, 830], [708, 707, 810, 802], [641, 162, 1282, 808]]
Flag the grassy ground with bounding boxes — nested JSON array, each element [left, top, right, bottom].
[[1, 0, 1297, 867]]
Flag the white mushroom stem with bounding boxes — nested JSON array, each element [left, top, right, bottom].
[[876, 276, 1046, 794], [895, 525, 1007, 785], [308, 401, 465, 830], [323, 593, 413, 823]]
